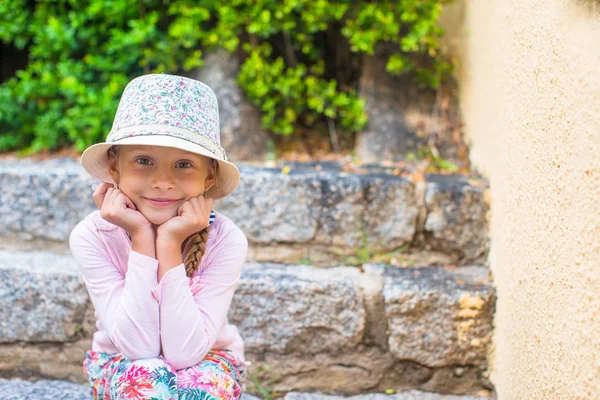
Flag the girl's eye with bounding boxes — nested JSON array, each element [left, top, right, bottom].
[[136, 157, 151, 165], [177, 161, 192, 168]]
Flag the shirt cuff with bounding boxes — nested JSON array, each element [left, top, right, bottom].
[[151, 263, 186, 304], [129, 250, 159, 270]]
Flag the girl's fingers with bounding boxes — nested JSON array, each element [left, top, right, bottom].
[[189, 196, 212, 226], [191, 195, 211, 216], [92, 189, 103, 209], [105, 187, 124, 212], [120, 192, 135, 210], [179, 201, 193, 217], [127, 197, 137, 210], [106, 187, 118, 207], [92, 182, 112, 209], [188, 196, 202, 216], [112, 189, 137, 211], [102, 187, 116, 210], [201, 196, 213, 217], [109, 187, 124, 207]]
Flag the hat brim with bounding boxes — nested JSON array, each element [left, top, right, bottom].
[[80, 135, 240, 200]]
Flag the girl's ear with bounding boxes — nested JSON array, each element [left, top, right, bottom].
[[204, 158, 217, 191], [107, 150, 121, 184]]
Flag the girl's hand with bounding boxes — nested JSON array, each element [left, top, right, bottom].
[[93, 182, 153, 237], [156, 194, 213, 247]]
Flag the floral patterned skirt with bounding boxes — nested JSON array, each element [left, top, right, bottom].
[[83, 349, 247, 400]]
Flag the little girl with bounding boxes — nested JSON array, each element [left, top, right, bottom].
[[69, 73, 249, 399]]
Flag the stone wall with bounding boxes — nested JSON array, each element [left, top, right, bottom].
[[0, 251, 494, 395], [0, 159, 490, 267], [0, 158, 495, 396]]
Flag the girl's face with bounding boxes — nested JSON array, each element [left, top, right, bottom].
[[107, 145, 216, 227]]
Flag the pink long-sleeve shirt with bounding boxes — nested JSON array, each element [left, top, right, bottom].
[[69, 209, 248, 370]]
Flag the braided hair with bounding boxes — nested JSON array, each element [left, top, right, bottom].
[[181, 157, 218, 277]]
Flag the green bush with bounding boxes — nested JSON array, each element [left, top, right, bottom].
[[0, 0, 452, 154]]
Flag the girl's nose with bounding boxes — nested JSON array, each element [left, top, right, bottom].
[[152, 169, 176, 190]]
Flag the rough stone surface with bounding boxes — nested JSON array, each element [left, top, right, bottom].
[[249, 346, 444, 395], [0, 252, 494, 395], [191, 49, 271, 161], [219, 167, 320, 244], [230, 263, 365, 354], [1, 341, 491, 395], [0, 340, 92, 381], [357, 270, 388, 348], [0, 378, 486, 400], [284, 391, 487, 399], [0, 378, 90, 399], [0, 158, 97, 241], [354, 43, 468, 171], [0, 378, 261, 400], [0, 251, 89, 343], [0, 251, 365, 354], [370, 264, 495, 368], [0, 155, 494, 397], [0, 158, 489, 266], [219, 165, 418, 252], [251, 346, 398, 394], [356, 43, 430, 163], [422, 175, 490, 265]]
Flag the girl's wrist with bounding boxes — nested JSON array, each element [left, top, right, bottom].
[[129, 225, 155, 240], [130, 229, 157, 259], [156, 238, 185, 282], [156, 236, 182, 251]]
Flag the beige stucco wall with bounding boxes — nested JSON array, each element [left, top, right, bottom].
[[446, 0, 600, 398]]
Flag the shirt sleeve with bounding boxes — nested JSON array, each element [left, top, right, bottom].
[[69, 220, 161, 359], [153, 226, 248, 370]]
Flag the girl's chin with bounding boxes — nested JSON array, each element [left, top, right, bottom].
[[143, 209, 177, 226]]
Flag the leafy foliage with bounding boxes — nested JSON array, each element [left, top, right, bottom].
[[0, 0, 452, 154]]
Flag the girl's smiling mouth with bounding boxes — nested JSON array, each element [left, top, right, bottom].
[[144, 197, 180, 207]]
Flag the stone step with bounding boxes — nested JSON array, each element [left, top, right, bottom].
[[0, 158, 489, 266], [284, 391, 489, 399], [0, 378, 259, 400], [0, 249, 494, 395], [0, 379, 89, 400], [0, 379, 489, 399]]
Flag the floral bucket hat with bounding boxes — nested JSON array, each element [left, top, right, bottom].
[[80, 73, 240, 200]]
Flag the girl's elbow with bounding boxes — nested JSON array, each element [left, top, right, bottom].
[[162, 351, 197, 371], [124, 349, 161, 361], [163, 355, 190, 371], [111, 333, 160, 360], [162, 342, 210, 371]]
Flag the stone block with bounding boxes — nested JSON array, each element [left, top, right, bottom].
[[284, 391, 487, 400], [0, 158, 96, 241], [423, 175, 490, 264], [0, 378, 261, 400], [0, 378, 90, 399], [369, 264, 494, 367], [0, 251, 89, 343], [219, 165, 418, 251], [0, 251, 366, 355], [231, 263, 366, 354]]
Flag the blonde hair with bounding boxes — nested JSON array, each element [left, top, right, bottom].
[[181, 157, 218, 277], [107, 145, 218, 277]]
